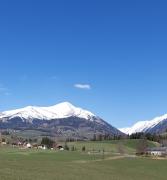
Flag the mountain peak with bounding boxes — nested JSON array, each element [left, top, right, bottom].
[[0, 102, 123, 138], [120, 113, 167, 135], [0, 102, 95, 121]]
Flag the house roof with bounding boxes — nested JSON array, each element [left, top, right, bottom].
[[147, 147, 167, 152]]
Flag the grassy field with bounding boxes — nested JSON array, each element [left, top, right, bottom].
[[68, 139, 159, 154], [0, 140, 166, 180]]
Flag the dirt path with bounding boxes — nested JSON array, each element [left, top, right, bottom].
[[73, 155, 135, 164]]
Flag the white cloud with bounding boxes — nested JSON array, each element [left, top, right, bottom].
[[74, 84, 91, 90]]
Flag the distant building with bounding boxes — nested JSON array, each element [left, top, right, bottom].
[[2, 142, 7, 145], [38, 145, 47, 150], [146, 147, 167, 156], [26, 143, 32, 148], [56, 144, 64, 150]]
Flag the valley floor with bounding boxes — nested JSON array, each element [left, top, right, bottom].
[[0, 141, 167, 180]]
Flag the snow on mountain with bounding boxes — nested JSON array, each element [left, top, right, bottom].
[[0, 102, 96, 122], [0, 102, 124, 137], [119, 114, 167, 135], [119, 127, 131, 134]]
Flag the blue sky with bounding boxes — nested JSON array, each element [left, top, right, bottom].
[[0, 0, 167, 128]]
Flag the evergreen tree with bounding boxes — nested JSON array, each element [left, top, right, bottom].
[[82, 146, 86, 152], [64, 142, 69, 150], [41, 137, 54, 148]]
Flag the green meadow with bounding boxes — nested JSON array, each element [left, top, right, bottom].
[[0, 140, 166, 180], [68, 139, 159, 154]]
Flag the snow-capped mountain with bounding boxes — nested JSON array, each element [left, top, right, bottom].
[[0, 102, 95, 122], [0, 102, 123, 139], [120, 114, 167, 135]]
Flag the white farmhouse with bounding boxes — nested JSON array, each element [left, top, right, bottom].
[[147, 147, 167, 156], [26, 143, 32, 148]]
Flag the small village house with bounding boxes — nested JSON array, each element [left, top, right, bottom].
[[26, 143, 32, 149], [146, 147, 167, 156]]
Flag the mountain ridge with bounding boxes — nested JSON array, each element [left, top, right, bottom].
[[120, 113, 167, 135], [0, 102, 95, 121], [0, 102, 123, 139]]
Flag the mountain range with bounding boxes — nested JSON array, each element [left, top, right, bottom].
[[120, 114, 167, 135], [0, 102, 123, 139], [1, 102, 167, 138]]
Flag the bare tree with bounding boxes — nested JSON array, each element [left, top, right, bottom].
[[117, 142, 125, 155], [136, 138, 148, 155], [0, 132, 2, 146]]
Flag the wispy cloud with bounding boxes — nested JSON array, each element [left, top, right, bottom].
[[51, 76, 59, 80], [0, 87, 7, 91], [0, 84, 11, 96], [74, 84, 91, 90], [4, 92, 11, 96], [20, 74, 28, 81]]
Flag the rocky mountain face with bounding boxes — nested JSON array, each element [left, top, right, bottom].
[[0, 102, 123, 139]]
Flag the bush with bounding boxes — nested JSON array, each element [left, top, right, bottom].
[[82, 146, 86, 152]]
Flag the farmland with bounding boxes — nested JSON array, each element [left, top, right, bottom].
[[0, 140, 166, 180]]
